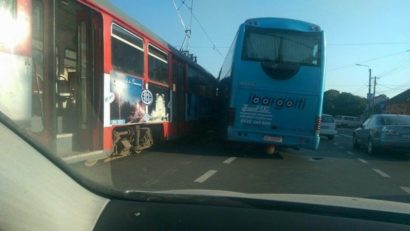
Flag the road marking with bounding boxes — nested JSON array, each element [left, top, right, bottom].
[[373, 168, 390, 178], [339, 134, 352, 138], [357, 158, 368, 164], [194, 170, 217, 183], [223, 157, 237, 164], [346, 151, 354, 155], [400, 186, 410, 194]]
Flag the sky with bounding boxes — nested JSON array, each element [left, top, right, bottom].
[[113, 0, 410, 99]]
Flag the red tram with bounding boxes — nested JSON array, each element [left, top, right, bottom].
[[0, 0, 216, 159]]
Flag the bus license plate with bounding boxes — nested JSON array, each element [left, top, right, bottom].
[[264, 136, 283, 143]]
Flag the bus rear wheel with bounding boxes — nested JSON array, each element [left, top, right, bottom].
[[266, 144, 276, 155]]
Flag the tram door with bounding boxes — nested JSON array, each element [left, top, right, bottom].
[[172, 60, 186, 136], [53, 0, 103, 155]]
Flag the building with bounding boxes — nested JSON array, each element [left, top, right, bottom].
[[385, 89, 410, 115], [372, 94, 388, 114]]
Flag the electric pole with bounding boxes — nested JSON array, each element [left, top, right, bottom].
[[368, 68, 372, 101], [372, 76, 379, 113], [356, 64, 372, 116]]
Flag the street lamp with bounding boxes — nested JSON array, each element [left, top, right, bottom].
[[356, 64, 372, 114]]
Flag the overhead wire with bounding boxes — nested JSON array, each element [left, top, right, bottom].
[[172, 0, 186, 31], [179, 0, 224, 57], [377, 84, 410, 94], [376, 70, 410, 94], [377, 55, 410, 78], [328, 49, 410, 72], [351, 80, 371, 95], [171, 0, 192, 51], [328, 42, 410, 47]]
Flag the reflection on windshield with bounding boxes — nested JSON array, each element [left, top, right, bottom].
[[383, 115, 410, 126], [0, 0, 409, 207]]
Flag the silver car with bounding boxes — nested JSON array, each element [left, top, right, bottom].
[[353, 114, 410, 154]]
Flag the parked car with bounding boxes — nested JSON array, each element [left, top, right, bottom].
[[352, 114, 410, 154], [335, 115, 361, 128], [320, 114, 337, 140]]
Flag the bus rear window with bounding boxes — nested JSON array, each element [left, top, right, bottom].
[[242, 27, 321, 66]]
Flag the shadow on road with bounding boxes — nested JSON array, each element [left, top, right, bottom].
[[149, 134, 284, 160], [358, 150, 410, 162]]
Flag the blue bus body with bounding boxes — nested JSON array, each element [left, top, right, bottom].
[[218, 18, 325, 150]]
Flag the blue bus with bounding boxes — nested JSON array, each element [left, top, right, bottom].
[[218, 18, 325, 150]]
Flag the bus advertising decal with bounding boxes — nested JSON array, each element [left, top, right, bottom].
[[141, 89, 154, 105], [248, 94, 306, 110], [108, 71, 169, 125], [239, 93, 307, 127], [146, 84, 170, 123], [239, 104, 273, 127]]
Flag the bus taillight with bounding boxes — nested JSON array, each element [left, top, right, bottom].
[[228, 107, 235, 126], [314, 116, 321, 135]]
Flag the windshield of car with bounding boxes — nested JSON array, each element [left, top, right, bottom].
[[1, 0, 409, 207]]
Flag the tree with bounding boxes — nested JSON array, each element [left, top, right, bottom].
[[323, 90, 339, 115], [323, 90, 367, 116]]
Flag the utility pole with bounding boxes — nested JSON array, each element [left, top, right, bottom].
[[368, 68, 372, 101], [372, 76, 379, 113], [373, 76, 377, 98], [356, 64, 372, 116]]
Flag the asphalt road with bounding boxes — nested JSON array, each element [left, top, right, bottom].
[[74, 128, 410, 203]]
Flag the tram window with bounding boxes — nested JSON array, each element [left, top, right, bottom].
[[148, 45, 168, 84], [111, 24, 144, 77]]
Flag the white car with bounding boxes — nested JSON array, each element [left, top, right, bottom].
[[320, 114, 337, 140], [334, 115, 361, 128]]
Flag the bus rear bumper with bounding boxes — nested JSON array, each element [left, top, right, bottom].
[[226, 128, 320, 150]]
